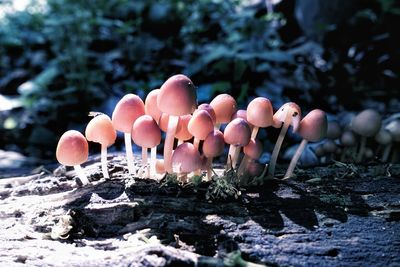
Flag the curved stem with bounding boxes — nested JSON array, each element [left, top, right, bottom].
[[150, 146, 157, 178], [356, 136, 367, 163], [251, 126, 259, 139], [267, 119, 290, 178], [101, 144, 109, 179], [283, 139, 308, 179], [193, 138, 200, 150], [142, 147, 148, 178], [164, 115, 179, 173], [226, 145, 236, 171], [206, 157, 213, 181], [124, 133, 135, 175], [382, 144, 392, 162], [74, 165, 89, 185], [232, 146, 241, 169]]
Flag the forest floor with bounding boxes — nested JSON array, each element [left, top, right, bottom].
[[0, 153, 399, 266]]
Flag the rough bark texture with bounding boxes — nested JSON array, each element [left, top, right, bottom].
[[1, 153, 399, 266]]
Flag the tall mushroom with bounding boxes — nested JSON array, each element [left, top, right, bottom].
[[284, 109, 327, 179], [56, 130, 89, 185], [210, 94, 237, 129], [132, 115, 161, 178], [172, 142, 202, 182], [223, 118, 251, 170], [112, 94, 145, 174], [203, 130, 225, 180], [85, 114, 116, 179], [188, 110, 214, 150], [157, 74, 197, 173]]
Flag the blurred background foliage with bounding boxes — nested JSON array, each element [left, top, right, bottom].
[[0, 0, 399, 160]]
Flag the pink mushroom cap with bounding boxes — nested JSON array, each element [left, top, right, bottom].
[[298, 109, 328, 142], [112, 94, 145, 133], [85, 114, 116, 147], [172, 143, 202, 173], [224, 118, 251, 147], [132, 115, 161, 148], [247, 97, 273, 128], [56, 130, 89, 166]]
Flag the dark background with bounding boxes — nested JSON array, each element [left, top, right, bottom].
[[0, 0, 399, 163]]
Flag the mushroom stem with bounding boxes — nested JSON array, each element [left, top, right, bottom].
[[238, 127, 260, 176], [214, 123, 221, 130], [206, 157, 213, 180], [142, 147, 148, 177], [150, 146, 157, 177], [266, 119, 290, 178], [193, 138, 200, 150], [226, 145, 236, 170], [177, 139, 184, 146], [101, 144, 109, 179], [283, 139, 308, 180], [251, 126, 259, 139], [232, 146, 241, 169], [382, 144, 392, 162], [124, 133, 135, 175], [74, 165, 89, 185], [164, 115, 179, 173], [356, 136, 367, 163]]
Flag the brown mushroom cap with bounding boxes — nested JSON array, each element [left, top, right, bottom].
[[132, 115, 161, 148], [247, 97, 273, 128], [340, 130, 356, 146], [209, 94, 237, 124], [351, 109, 382, 137], [172, 143, 202, 173], [85, 114, 116, 147], [375, 129, 392, 145], [385, 120, 400, 142], [197, 103, 216, 124], [157, 74, 197, 116], [145, 89, 162, 123], [327, 121, 341, 140], [188, 110, 214, 140], [175, 114, 193, 141], [112, 94, 145, 133], [224, 118, 251, 146], [243, 139, 263, 160], [203, 130, 225, 158], [273, 102, 302, 131], [298, 109, 328, 142], [56, 130, 89, 166], [322, 140, 337, 153]]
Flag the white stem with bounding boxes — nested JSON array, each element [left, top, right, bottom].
[[237, 155, 249, 177], [124, 132, 135, 175], [177, 139, 184, 146], [74, 165, 89, 185], [382, 144, 392, 162], [356, 136, 367, 163], [206, 157, 213, 181], [101, 144, 109, 179], [232, 146, 241, 169], [142, 147, 148, 178], [164, 115, 179, 173], [283, 139, 308, 179], [150, 146, 157, 178], [226, 144, 236, 170], [193, 138, 200, 150], [251, 126, 259, 139]]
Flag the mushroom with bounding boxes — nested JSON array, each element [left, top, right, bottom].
[[284, 109, 327, 179], [262, 102, 301, 179], [231, 109, 248, 121], [157, 74, 197, 173], [112, 94, 145, 174], [340, 130, 357, 162], [209, 94, 237, 129], [172, 142, 202, 182], [351, 109, 382, 163], [238, 97, 273, 175], [85, 114, 116, 179], [145, 89, 162, 123], [202, 130, 225, 180], [175, 114, 193, 145], [375, 129, 393, 162], [327, 120, 342, 140], [132, 115, 161, 178], [56, 130, 89, 185], [238, 138, 263, 180], [188, 110, 214, 150], [223, 118, 251, 170], [197, 103, 217, 124], [385, 120, 400, 162]]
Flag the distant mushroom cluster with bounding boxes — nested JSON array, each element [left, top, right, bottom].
[[56, 74, 329, 186]]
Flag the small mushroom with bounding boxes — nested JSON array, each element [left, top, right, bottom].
[[197, 103, 217, 124], [188, 110, 214, 150], [112, 94, 145, 174], [56, 130, 89, 185], [238, 138, 263, 179], [284, 109, 327, 179], [223, 118, 251, 170], [172, 142, 202, 182], [132, 115, 161, 178], [203, 130, 225, 180], [157, 74, 197, 173], [145, 89, 162, 123], [85, 114, 116, 179], [351, 109, 382, 163], [375, 129, 393, 162], [327, 120, 342, 140], [385, 120, 400, 162], [209, 94, 237, 129], [339, 130, 357, 162]]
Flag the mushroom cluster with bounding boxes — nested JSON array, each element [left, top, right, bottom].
[[56, 74, 329, 186]]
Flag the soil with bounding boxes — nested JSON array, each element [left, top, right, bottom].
[[0, 153, 399, 266]]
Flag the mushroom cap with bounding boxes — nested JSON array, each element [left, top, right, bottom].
[[209, 94, 237, 124], [85, 114, 116, 147], [385, 120, 400, 142], [231, 109, 247, 121], [197, 103, 216, 124], [340, 130, 356, 146], [157, 74, 197, 116], [273, 102, 302, 132], [224, 118, 251, 147], [247, 97, 273, 128], [243, 139, 263, 160], [314, 144, 325, 157], [145, 89, 162, 123], [203, 130, 225, 158], [351, 109, 382, 137], [188, 110, 214, 140], [322, 139, 337, 153], [56, 130, 89, 166], [327, 121, 341, 140], [375, 129, 393, 145], [172, 143, 202, 173], [132, 115, 161, 148], [159, 113, 170, 132], [112, 94, 145, 133], [175, 114, 193, 141], [298, 109, 328, 142]]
